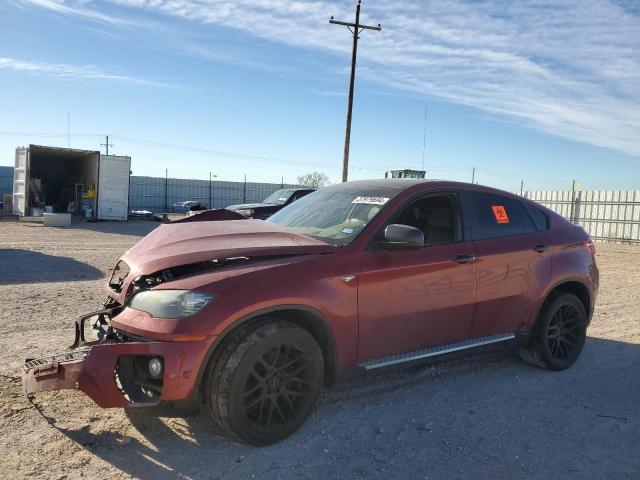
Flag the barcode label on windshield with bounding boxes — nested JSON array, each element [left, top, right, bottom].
[[352, 196, 390, 205]]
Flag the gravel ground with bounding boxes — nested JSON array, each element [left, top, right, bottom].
[[0, 218, 638, 480]]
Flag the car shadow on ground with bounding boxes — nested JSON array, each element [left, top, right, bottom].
[[43, 337, 640, 479], [0, 249, 104, 284]]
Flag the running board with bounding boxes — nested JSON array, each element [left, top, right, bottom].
[[358, 333, 516, 370]]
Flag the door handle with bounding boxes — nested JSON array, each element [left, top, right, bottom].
[[533, 244, 549, 253], [452, 254, 476, 264]]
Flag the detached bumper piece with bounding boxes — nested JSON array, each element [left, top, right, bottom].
[[24, 348, 92, 382], [23, 340, 210, 408]]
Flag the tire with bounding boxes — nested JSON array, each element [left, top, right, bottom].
[[203, 320, 324, 446], [519, 292, 587, 370]]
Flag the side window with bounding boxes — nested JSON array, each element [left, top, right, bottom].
[[524, 204, 549, 231], [290, 190, 312, 203], [470, 192, 532, 240], [391, 194, 459, 245]]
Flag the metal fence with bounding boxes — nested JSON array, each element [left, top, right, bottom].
[[3, 162, 638, 241], [0, 166, 13, 200], [524, 189, 640, 244], [128, 176, 300, 213], [0, 166, 297, 214]]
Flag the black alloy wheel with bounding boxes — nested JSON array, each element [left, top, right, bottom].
[[519, 292, 587, 370], [205, 321, 323, 445], [242, 342, 316, 431], [545, 304, 583, 363]]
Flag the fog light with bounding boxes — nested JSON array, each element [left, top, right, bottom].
[[148, 357, 163, 378]]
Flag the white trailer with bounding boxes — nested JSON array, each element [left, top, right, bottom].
[[12, 145, 131, 221]]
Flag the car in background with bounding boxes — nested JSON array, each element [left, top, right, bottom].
[[226, 188, 315, 219], [23, 179, 598, 445], [173, 201, 208, 213]]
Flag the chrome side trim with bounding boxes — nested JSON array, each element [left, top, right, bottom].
[[358, 333, 516, 370]]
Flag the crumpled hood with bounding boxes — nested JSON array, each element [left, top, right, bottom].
[[121, 219, 335, 275]]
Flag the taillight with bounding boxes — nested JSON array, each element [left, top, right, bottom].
[[584, 239, 596, 256]]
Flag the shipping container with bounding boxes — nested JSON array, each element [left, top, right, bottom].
[[12, 145, 131, 221]]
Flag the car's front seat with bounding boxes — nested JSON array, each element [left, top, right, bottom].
[[424, 207, 454, 244]]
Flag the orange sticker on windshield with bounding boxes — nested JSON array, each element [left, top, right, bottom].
[[491, 205, 509, 224]]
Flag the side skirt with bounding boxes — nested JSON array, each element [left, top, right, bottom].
[[358, 333, 517, 370]]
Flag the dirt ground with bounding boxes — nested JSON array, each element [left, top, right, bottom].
[[0, 218, 638, 480]]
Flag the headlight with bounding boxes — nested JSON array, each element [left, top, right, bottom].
[[236, 208, 255, 218], [129, 290, 214, 318]]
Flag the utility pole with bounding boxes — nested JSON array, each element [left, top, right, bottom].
[[165, 168, 168, 213], [243, 174, 247, 203], [330, 1, 381, 182], [570, 179, 576, 223], [208, 172, 217, 209], [67, 112, 71, 148], [421, 107, 427, 171], [101, 135, 114, 155], [520, 180, 524, 196], [471, 167, 476, 184]]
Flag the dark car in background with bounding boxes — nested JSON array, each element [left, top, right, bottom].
[[226, 188, 315, 219], [172, 201, 208, 213]]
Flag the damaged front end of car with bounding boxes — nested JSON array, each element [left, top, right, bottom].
[[22, 303, 211, 411], [22, 256, 286, 411], [22, 219, 336, 413], [22, 257, 216, 411]]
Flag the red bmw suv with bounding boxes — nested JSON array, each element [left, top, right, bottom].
[[23, 180, 599, 445]]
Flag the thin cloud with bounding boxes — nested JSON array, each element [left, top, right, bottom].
[[17, 0, 640, 157], [0, 57, 171, 87], [18, 0, 133, 25]]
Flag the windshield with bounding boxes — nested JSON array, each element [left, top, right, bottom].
[[263, 189, 295, 205], [267, 185, 403, 246]]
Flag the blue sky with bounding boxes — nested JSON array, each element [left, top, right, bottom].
[[0, 0, 638, 191]]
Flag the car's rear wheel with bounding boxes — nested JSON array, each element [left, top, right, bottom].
[[204, 320, 323, 445], [519, 292, 587, 370]]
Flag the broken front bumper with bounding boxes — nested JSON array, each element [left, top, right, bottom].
[[22, 315, 212, 408]]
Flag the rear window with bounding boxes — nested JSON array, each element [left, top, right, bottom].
[[470, 192, 534, 240]]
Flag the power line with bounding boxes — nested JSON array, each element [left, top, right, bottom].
[[107, 134, 405, 173], [330, 0, 381, 182], [0, 130, 541, 182], [0, 130, 478, 174]]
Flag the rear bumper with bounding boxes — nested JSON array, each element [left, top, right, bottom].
[[23, 338, 211, 408]]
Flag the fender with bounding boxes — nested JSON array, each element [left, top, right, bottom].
[[194, 304, 339, 389], [529, 276, 594, 330]]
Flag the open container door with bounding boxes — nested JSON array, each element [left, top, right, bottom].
[[97, 155, 130, 221], [12, 147, 28, 216]]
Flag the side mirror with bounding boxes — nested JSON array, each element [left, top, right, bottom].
[[380, 224, 424, 250]]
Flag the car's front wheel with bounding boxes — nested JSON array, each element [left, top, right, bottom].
[[204, 320, 324, 445], [519, 292, 587, 370]]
